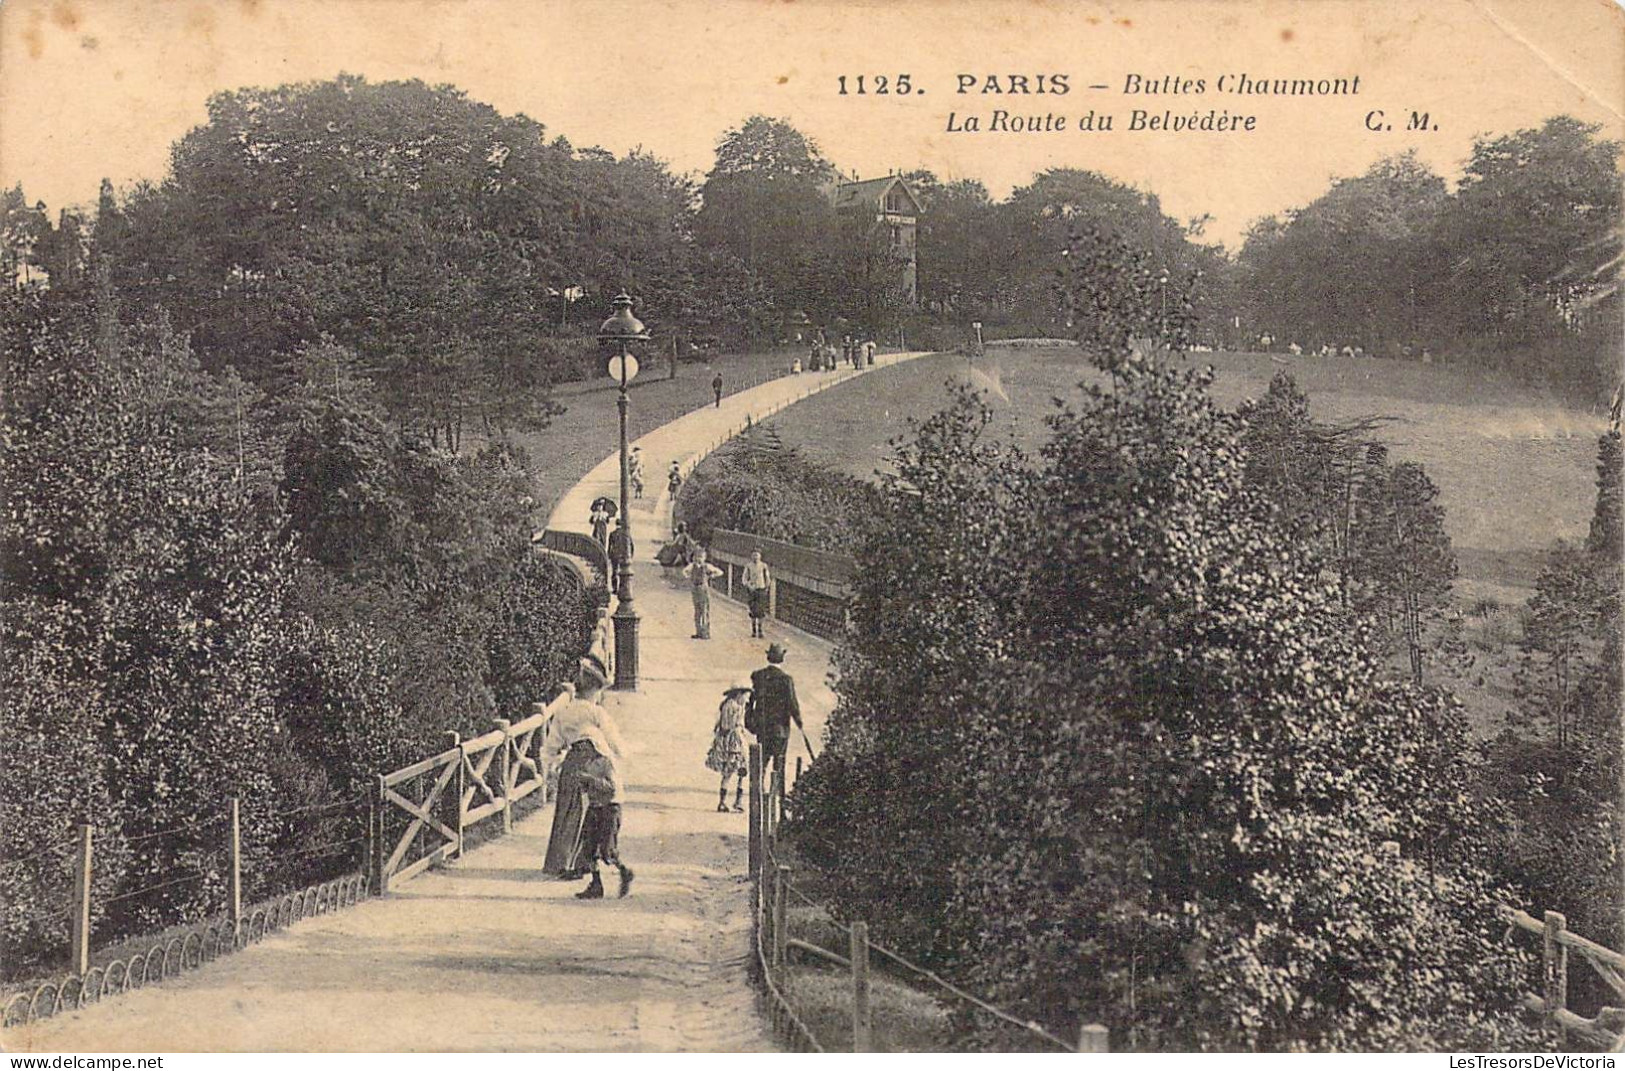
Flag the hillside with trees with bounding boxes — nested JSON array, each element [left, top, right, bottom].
[[1237, 119, 1621, 399]]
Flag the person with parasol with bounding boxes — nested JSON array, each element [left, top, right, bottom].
[[589, 497, 617, 553]]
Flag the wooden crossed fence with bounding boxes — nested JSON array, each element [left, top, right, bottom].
[[372, 612, 612, 893], [373, 694, 562, 891], [1501, 907, 1625, 1050]]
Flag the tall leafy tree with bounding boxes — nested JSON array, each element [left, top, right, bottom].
[[1237, 152, 1447, 352], [697, 116, 838, 320], [1349, 451, 1457, 684]]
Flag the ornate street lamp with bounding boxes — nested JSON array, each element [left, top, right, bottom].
[[598, 292, 649, 690]]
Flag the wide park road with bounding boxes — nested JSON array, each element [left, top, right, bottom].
[[5, 350, 929, 1053]]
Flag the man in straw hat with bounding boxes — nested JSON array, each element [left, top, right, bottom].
[[539, 653, 626, 879], [746, 642, 804, 782]]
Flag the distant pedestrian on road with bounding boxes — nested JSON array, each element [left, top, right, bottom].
[[742, 549, 771, 638], [629, 446, 645, 499], [746, 643, 804, 782], [540, 657, 626, 878], [706, 679, 752, 812], [668, 460, 683, 499], [573, 724, 634, 900], [686, 548, 723, 639], [712, 372, 724, 408]]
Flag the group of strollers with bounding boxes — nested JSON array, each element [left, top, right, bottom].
[[793, 334, 876, 375]]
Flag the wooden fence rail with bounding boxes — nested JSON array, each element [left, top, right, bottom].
[[1500, 906, 1625, 1049], [372, 611, 611, 894], [374, 682, 572, 893], [7, 565, 612, 1028], [748, 744, 1106, 1053]]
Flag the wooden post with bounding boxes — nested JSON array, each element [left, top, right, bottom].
[[1544, 910, 1569, 1037], [1078, 1024, 1109, 1052], [851, 920, 872, 1052], [70, 824, 92, 976], [531, 702, 551, 806], [373, 774, 389, 894], [748, 744, 764, 883], [725, 562, 733, 599], [447, 732, 465, 859], [768, 577, 778, 620], [772, 864, 790, 972], [229, 798, 242, 938], [363, 794, 376, 895], [770, 765, 784, 839], [495, 718, 513, 833]]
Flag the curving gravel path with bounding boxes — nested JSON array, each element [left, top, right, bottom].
[[4, 352, 930, 1054]]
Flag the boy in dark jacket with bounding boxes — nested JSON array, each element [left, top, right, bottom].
[[574, 730, 634, 900]]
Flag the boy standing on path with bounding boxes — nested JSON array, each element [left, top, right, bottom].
[[574, 725, 634, 900], [629, 445, 645, 499], [686, 548, 723, 639], [742, 549, 771, 638]]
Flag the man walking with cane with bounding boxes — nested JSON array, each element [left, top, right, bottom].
[[746, 643, 805, 782]]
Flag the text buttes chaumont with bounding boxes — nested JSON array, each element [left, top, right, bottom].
[[950, 73, 1363, 96]]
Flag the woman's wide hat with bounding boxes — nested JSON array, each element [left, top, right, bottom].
[[579, 653, 608, 688]]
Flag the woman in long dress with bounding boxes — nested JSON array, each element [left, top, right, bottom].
[[590, 504, 610, 551], [541, 657, 626, 877], [656, 520, 696, 581]]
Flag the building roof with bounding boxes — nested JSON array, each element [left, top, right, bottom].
[[832, 175, 922, 214]]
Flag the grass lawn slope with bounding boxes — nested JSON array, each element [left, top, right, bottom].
[[756, 345, 1604, 604]]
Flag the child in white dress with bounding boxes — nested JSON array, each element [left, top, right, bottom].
[[705, 680, 752, 812]]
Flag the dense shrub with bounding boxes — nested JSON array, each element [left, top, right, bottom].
[[675, 426, 882, 552], [790, 231, 1539, 1051], [0, 285, 587, 980]]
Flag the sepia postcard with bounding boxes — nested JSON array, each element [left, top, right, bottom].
[[0, 0, 1621, 1057]]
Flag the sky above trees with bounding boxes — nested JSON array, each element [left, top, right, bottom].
[[2, 0, 1620, 249]]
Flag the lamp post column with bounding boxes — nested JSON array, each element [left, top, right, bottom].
[[613, 354, 640, 691], [599, 292, 647, 691]]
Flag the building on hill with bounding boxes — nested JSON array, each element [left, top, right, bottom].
[[829, 174, 921, 305]]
